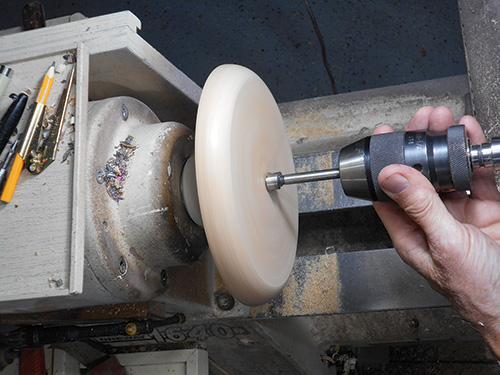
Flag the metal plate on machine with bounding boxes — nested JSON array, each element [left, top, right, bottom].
[[249, 249, 450, 318], [337, 248, 450, 312], [0, 44, 88, 304]]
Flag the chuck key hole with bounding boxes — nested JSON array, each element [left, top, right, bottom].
[[412, 163, 423, 172]]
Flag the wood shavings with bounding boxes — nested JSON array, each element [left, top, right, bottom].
[[35, 107, 57, 152], [99, 135, 138, 202], [63, 53, 76, 63], [61, 142, 74, 164], [60, 116, 76, 140], [46, 106, 56, 118], [55, 63, 66, 74], [48, 274, 64, 288]]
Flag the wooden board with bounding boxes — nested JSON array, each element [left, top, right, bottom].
[[0, 44, 88, 302]]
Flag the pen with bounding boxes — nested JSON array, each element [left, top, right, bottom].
[[0, 65, 13, 100], [21, 62, 55, 159], [0, 93, 28, 155], [29, 64, 75, 174], [1, 62, 55, 203], [51, 65, 75, 163], [0, 139, 19, 193]]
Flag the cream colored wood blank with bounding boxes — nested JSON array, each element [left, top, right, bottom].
[[195, 65, 298, 306]]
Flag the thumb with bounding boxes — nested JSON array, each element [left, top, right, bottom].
[[378, 165, 460, 245]]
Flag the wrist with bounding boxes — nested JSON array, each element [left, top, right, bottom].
[[461, 304, 500, 359], [449, 290, 500, 358]]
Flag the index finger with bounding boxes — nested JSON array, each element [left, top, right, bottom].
[[372, 124, 394, 135]]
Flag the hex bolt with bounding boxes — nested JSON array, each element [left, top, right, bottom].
[[161, 269, 168, 286], [121, 104, 129, 121], [216, 292, 235, 311], [119, 256, 127, 275]]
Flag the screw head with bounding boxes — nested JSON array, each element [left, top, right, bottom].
[[119, 256, 127, 275], [410, 318, 420, 332], [216, 292, 235, 311], [121, 104, 129, 121], [96, 167, 105, 184], [125, 322, 138, 336], [161, 269, 168, 286]]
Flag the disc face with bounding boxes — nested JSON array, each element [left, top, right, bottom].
[[195, 65, 298, 306]]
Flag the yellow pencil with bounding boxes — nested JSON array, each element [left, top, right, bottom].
[[1, 62, 55, 203], [35, 62, 55, 105]]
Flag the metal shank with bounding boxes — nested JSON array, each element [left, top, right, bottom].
[[470, 139, 500, 170], [266, 169, 340, 191]]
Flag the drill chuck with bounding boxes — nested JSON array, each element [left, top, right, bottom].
[[339, 125, 473, 201]]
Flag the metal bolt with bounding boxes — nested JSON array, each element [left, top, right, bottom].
[[409, 318, 420, 335], [121, 104, 129, 121], [125, 322, 138, 336], [161, 269, 168, 286], [96, 167, 105, 184], [216, 292, 235, 311], [119, 256, 127, 275]]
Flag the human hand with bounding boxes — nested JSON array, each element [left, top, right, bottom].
[[373, 106, 500, 357]]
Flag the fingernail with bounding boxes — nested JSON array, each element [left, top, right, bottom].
[[380, 174, 409, 195]]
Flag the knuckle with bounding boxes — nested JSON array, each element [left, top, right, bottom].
[[402, 190, 435, 222]]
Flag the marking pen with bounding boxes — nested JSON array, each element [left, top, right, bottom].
[[1, 62, 55, 203], [0, 93, 28, 155], [0, 65, 13, 100]]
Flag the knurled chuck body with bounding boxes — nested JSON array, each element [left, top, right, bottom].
[[338, 125, 474, 201]]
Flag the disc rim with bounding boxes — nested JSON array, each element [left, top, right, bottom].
[[195, 64, 298, 306]]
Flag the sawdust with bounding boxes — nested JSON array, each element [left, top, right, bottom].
[[295, 153, 335, 209], [287, 123, 345, 141], [250, 254, 341, 317], [285, 108, 345, 141]]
